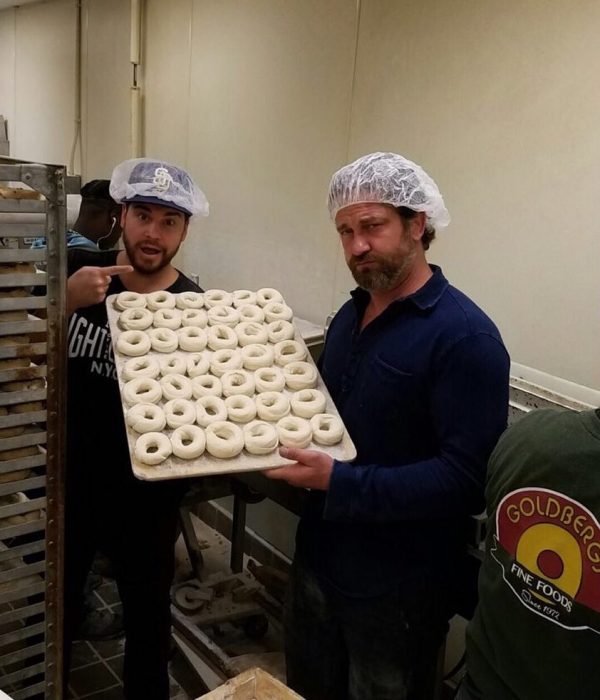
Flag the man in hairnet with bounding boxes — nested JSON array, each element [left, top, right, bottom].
[[267, 152, 510, 700], [64, 158, 209, 699]]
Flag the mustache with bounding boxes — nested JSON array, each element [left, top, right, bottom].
[[349, 253, 381, 267]]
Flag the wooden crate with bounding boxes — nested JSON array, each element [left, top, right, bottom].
[[198, 667, 303, 700]]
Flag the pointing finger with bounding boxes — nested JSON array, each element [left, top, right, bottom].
[[103, 265, 133, 277]]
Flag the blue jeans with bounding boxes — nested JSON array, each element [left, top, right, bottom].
[[284, 556, 450, 700]]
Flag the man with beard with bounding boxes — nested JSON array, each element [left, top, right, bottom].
[[64, 158, 209, 699], [266, 152, 510, 700]]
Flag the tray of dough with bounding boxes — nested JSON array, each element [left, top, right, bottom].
[[106, 288, 356, 481]]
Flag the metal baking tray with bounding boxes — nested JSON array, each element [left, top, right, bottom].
[[106, 294, 356, 480]]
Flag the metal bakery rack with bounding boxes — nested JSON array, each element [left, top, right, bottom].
[[0, 156, 74, 698]]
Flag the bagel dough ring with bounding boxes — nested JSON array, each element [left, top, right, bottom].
[[148, 327, 179, 353], [146, 290, 176, 310], [191, 374, 223, 398], [210, 348, 243, 377], [264, 301, 293, 323], [238, 304, 265, 323], [178, 326, 208, 352], [207, 324, 238, 351], [176, 291, 205, 309], [122, 356, 160, 381], [207, 305, 240, 328], [115, 291, 146, 310], [267, 320, 295, 343], [235, 321, 268, 346], [123, 377, 162, 405], [171, 424, 206, 459], [254, 366, 285, 393], [242, 344, 275, 370], [283, 361, 317, 390], [205, 421, 244, 459], [276, 416, 312, 448], [290, 388, 327, 419], [204, 289, 233, 308], [310, 413, 344, 446], [255, 391, 290, 421], [243, 420, 279, 455], [221, 369, 255, 397], [153, 308, 182, 330], [119, 307, 153, 331], [232, 290, 257, 307], [195, 396, 228, 427], [181, 308, 208, 328], [117, 329, 152, 357], [164, 398, 197, 428], [225, 394, 257, 423], [256, 287, 283, 307], [186, 353, 210, 378], [274, 339, 306, 366], [160, 373, 192, 401], [158, 354, 187, 376], [126, 403, 166, 433], [134, 432, 172, 465]]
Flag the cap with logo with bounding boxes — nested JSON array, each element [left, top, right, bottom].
[[109, 158, 209, 217]]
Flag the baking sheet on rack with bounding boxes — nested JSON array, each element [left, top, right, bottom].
[[106, 294, 356, 481]]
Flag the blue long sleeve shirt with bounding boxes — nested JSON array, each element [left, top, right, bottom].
[[296, 266, 510, 598]]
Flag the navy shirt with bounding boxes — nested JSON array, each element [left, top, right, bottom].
[[296, 266, 510, 598]]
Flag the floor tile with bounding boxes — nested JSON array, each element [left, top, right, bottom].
[[90, 637, 125, 660], [71, 640, 100, 669], [69, 661, 120, 697]]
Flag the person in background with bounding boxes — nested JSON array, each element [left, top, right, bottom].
[[32, 178, 123, 253], [458, 406, 600, 700], [266, 152, 511, 700], [63, 158, 209, 699]]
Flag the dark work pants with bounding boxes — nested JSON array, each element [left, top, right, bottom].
[[63, 446, 185, 700], [285, 555, 451, 700]]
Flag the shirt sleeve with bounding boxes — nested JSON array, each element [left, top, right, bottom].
[[323, 332, 510, 522]]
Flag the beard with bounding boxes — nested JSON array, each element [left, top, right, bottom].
[[349, 245, 417, 292], [122, 234, 178, 275]]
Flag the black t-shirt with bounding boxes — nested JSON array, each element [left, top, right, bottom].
[[66, 249, 202, 465]]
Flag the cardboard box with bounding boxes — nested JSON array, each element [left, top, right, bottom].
[[198, 667, 303, 700]]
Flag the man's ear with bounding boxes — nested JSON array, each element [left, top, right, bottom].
[[181, 220, 189, 243], [410, 211, 427, 242], [119, 203, 127, 229]]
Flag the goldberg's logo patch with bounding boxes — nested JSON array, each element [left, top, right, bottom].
[[492, 488, 600, 633]]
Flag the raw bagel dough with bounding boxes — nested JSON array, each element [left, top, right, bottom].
[[126, 403, 166, 433], [164, 398, 197, 428], [264, 301, 293, 323], [290, 389, 327, 418], [310, 413, 344, 446], [181, 308, 208, 328], [276, 416, 312, 448], [283, 361, 317, 390], [134, 432, 172, 465], [119, 307, 153, 331], [255, 391, 290, 421], [186, 353, 210, 378], [117, 330, 152, 357], [205, 421, 244, 458], [267, 320, 295, 343], [225, 394, 257, 423], [148, 327, 178, 353], [146, 290, 176, 310], [232, 290, 257, 307], [177, 326, 208, 352], [237, 304, 264, 323], [158, 354, 187, 376], [235, 321, 268, 346], [171, 424, 206, 459], [254, 366, 285, 393], [207, 305, 240, 328], [176, 291, 205, 309], [221, 369, 255, 397], [153, 308, 182, 330], [241, 344, 275, 370], [204, 289, 233, 308], [210, 348, 243, 377], [274, 340, 306, 366], [191, 374, 223, 398], [243, 420, 279, 455], [123, 377, 162, 405], [122, 356, 160, 381], [115, 291, 146, 310], [195, 395, 228, 427], [160, 374, 192, 401], [207, 324, 238, 351], [256, 287, 283, 307]]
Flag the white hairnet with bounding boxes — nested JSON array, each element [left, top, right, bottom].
[[110, 158, 209, 217], [327, 152, 450, 229]]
